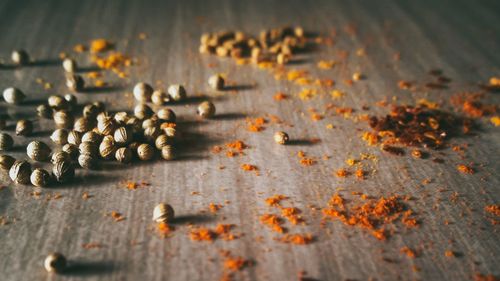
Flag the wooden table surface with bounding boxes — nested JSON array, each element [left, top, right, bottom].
[[0, 0, 499, 280]]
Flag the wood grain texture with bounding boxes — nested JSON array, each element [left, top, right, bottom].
[[0, 0, 499, 280]]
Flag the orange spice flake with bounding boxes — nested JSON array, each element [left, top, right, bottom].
[[355, 169, 365, 180], [110, 211, 126, 222], [90, 39, 113, 53], [93, 52, 131, 70], [485, 205, 500, 217], [279, 233, 314, 245], [260, 214, 285, 233], [398, 80, 412, 90], [444, 250, 455, 258], [457, 164, 474, 174], [274, 92, 289, 101], [189, 227, 215, 242], [265, 195, 288, 207], [281, 207, 304, 225], [400, 246, 417, 258], [122, 180, 150, 190], [209, 202, 223, 213], [335, 168, 349, 178], [362, 132, 378, 146], [157, 222, 175, 237], [310, 113, 323, 121], [317, 60, 336, 70], [82, 242, 103, 250], [241, 164, 258, 172], [73, 44, 87, 53], [223, 256, 249, 272]]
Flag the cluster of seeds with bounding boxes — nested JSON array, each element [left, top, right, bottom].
[[199, 26, 307, 65]]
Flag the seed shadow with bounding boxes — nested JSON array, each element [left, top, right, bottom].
[[29, 58, 61, 67], [222, 84, 255, 92], [54, 173, 121, 189], [81, 85, 125, 93], [171, 214, 215, 225], [287, 139, 320, 146], [211, 112, 247, 121], [0, 64, 16, 70], [20, 98, 47, 106], [171, 95, 212, 106], [77, 66, 102, 73], [30, 130, 52, 137], [287, 58, 310, 65], [63, 260, 117, 276]]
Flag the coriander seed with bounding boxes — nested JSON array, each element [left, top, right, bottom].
[[0, 154, 15, 170], [157, 108, 176, 122], [162, 126, 179, 140], [66, 74, 84, 92], [197, 101, 216, 118], [27, 140, 51, 161], [97, 117, 116, 136], [81, 131, 102, 144], [134, 104, 153, 120], [152, 203, 175, 222], [161, 145, 175, 161], [9, 160, 31, 184], [3, 87, 26, 104], [142, 118, 159, 129], [143, 126, 161, 142], [167, 84, 187, 102], [11, 49, 30, 65], [31, 168, 51, 187], [114, 127, 132, 145], [137, 143, 154, 161], [133, 82, 153, 102], [53, 111, 74, 129], [15, 119, 33, 136], [208, 74, 225, 90], [51, 129, 68, 145], [114, 112, 129, 125], [37, 104, 53, 119], [62, 144, 79, 159], [274, 131, 289, 145], [155, 134, 172, 149], [52, 160, 74, 183], [44, 253, 66, 273], [0, 133, 14, 151], [51, 151, 71, 164], [115, 147, 132, 163], [99, 139, 116, 160], [67, 130, 82, 146], [73, 117, 94, 133], [48, 95, 68, 111], [151, 90, 168, 105], [78, 153, 98, 170], [79, 141, 98, 156], [62, 58, 77, 73], [64, 94, 78, 109], [126, 117, 142, 134]]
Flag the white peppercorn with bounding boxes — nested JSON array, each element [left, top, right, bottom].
[[134, 104, 153, 120], [151, 90, 168, 105], [51, 151, 71, 164], [81, 131, 102, 144], [15, 119, 33, 136], [11, 49, 30, 65], [62, 144, 79, 159], [143, 126, 161, 142], [0, 133, 14, 151], [197, 101, 216, 118], [161, 145, 175, 161], [114, 127, 132, 145], [67, 130, 82, 146], [52, 160, 74, 183], [133, 82, 153, 102], [44, 253, 66, 273], [167, 84, 187, 102], [155, 134, 173, 149], [66, 74, 84, 92], [208, 74, 225, 90], [73, 117, 94, 133], [97, 117, 116, 136], [115, 147, 132, 163], [274, 131, 289, 145], [79, 141, 98, 156], [152, 203, 175, 222], [26, 141, 51, 161], [37, 104, 53, 119], [53, 111, 74, 129], [62, 58, 77, 72], [157, 108, 176, 122], [96, 111, 111, 123], [9, 160, 31, 184], [137, 143, 154, 161], [30, 168, 51, 187], [48, 95, 68, 110], [99, 139, 116, 160], [78, 153, 98, 170], [3, 87, 26, 104], [0, 154, 15, 170]]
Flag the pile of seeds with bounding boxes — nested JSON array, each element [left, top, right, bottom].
[[199, 26, 308, 65]]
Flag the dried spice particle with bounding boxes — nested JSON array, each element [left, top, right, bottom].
[[73, 44, 86, 53], [246, 117, 267, 132], [490, 116, 500, 127], [310, 113, 323, 121], [457, 164, 474, 174], [209, 202, 223, 213], [281, 207, 304, 225], [274, 92, 289, 101], [110, 211, 126, 222], [265, 195, 288, 207], [317, 60, 336, 69], [355, 169, 365, 180], [122, 180, 150, 190], [400, 246, 417, 258], [278, 233, 314, 245], [215, 224, 239, 241], [335, 168, 349, 178], [331, 89, 344, 99], [451, 93, 497, 118], [398, 80, 412, 90], [260, 214, 286, 233], [362, 132, 378, 145], [241, 164, 258, 172], [223, 255, 249, 272], [485, 205, 500, 217], [157, 222, 175, 237], [298, 88, 317, 100], [444, 250, 456, 258], [90, 39, 113, 53], [474, 274, 500, 281], [82, 242, 103, 249], [189, 227, 215, 242], [299, 157, 316, 166]]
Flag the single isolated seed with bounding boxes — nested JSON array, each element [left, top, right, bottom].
[[157, 108, 176, 122], [51, 151, 71, 164], [44, 253, 66, 273], [67, 130, 82, 146], [53, 111, 74, 129], [51, 129, 69, 145], [134, 104, 154, 120], [0, 133, 14, 151], [31, 168, 51, 187], [197, 101, 216, 118], [66, 74, 85, 92], [0, 154, 16, 170], [64, 94, 78, 109], [152, 203, 175, 223], [9, 160, 31, 185], [78, 153, 98, 170], [48, 95, 68, 111], [27, 141, 51, 161], [99, 139, 116, 160], [37, 104, 53, 119], [137, 143, 155, 161], [11, 49, 30, 65], [115, 147, 132, 163], [208, 74, 225, 90], [161, 145, 175, 161], [15, 119, 33, 136], [62, 58, 77, 73], [133, 82, 153, 102], [3, 87, 26, 104], [274, 131, 289, 145], [151, 90, 169, 105], [52, 160, 74, 183], [62, 144, 79, 159], [167, 84, 187, 102], [114, 127, 132, 145]]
